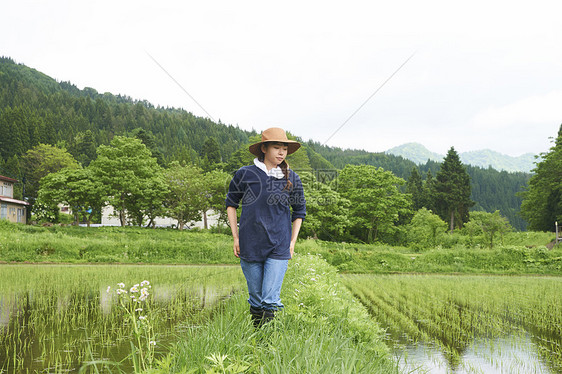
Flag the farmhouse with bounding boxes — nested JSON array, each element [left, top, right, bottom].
[[100, 205, 220, 229], [0, 175, 29, 224]]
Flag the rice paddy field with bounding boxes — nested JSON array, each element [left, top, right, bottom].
[[0, 256, 399, 374], [343, 274, 562, 374], [0, 264, 246, 373], [1, 220, 561, 373]]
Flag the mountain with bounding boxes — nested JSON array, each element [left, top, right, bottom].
[[0, 57, 529, 230], [386, 143, 537, 173], [385, 143, 442, 164], [460, 150, 536, 174]]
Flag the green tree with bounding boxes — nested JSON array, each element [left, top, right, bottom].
[[407, 208, 448, 250], [406, 167, 424, 211], [226, 145, 255, 173], [433, 147, 474, 233], [22, 144, 79, 202], [71, 130, 97, 166], [163, 162, 206, 230], [520, 124, 562, 231], [301, 175, 351, 241], [202, 137, 222, 165], [202, 169, 232, 230], [422, 169, 435, 211], [90, 136, 167, 226], [132, 128, 164, 166], [141, 173, 169, 228], [0, 106, 32, 159], [38, 167, 105, 226], [465, 210, 513, 248], [338, 164, 412, 243]]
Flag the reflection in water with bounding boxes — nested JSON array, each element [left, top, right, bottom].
[[0, 295, 15, 330], [395, 333, 553, 373], [0, 265, 245, 373], [344, 274, 562, 374]]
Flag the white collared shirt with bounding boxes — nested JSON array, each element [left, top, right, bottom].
[[254, 158, 285, 179]]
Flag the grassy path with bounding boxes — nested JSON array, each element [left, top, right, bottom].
[[150, 255, 400, 373]]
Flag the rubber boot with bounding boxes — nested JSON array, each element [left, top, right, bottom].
[[262, 309, 275, 324], [250, 306, 265, 328]]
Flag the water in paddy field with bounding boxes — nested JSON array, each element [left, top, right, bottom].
[[393, 333, 556, 374], [0, 265, 245, 373], [343, 273, 562, 374]]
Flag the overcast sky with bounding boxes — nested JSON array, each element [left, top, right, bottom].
[[2, 0, 561, 156]]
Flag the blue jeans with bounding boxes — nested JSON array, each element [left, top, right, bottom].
[[240, 258, 289, 310]]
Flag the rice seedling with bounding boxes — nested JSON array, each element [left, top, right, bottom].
[[153, 254, 399, 374], [343, 274, 562, 373], [0, 264, 245, 372]]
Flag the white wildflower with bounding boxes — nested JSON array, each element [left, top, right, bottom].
[[139, 315, 147, 320], [130, 285, 139, 293], [140, 280, 150, 287], [135, 308, 143, 312], [149, 341, 156, 346], [106, 286, 111, 293], [117, 282, 125, 288]]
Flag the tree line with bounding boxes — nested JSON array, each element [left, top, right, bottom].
[[28, 137, 229, 230], [0, 57, 543, 233], [9, 133, 514, 250]]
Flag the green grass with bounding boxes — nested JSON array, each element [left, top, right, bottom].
[[1, 221, 560, 275], [150, 254, 398, 373], [342, 273, 562, 373], [0, 264, 246, 373], [298, 239, 562, 275], [0, 254, 398, 373], [0, 221, 237, 264]]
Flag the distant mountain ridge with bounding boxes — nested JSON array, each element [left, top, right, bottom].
[[0, 57, 530, 230], [385, 143, 536, 173]]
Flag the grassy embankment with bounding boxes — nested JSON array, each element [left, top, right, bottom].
[[1, 221, 560, 275], [147, 254, 400, 373], [1, 221, 560, 372]]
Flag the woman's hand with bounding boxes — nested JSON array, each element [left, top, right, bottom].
[[289, 218, 303, 259], [227, 206, 240, 258], [233, 237, 240, 258], [289, 241, 295, 259]]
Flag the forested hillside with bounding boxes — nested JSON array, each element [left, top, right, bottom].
[[0, 57, 253, 167], [308, 141, 530, 230], [0, 57, 529, 230]]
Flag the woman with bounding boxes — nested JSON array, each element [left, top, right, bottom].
[[226, 127, 306, 327]]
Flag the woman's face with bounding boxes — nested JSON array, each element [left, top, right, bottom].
[[261, 142, 288, 166]]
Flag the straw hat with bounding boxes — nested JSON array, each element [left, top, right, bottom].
[[248, 127, 301, 156]]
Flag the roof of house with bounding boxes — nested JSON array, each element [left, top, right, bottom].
[[0, 175, 18, 183], [0, 196, 29, 206]]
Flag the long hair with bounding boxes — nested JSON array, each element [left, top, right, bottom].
[[258, 142, 293, 190]]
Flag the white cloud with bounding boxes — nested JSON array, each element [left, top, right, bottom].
[[2, 0, 562, 157], [470, 91, 562, 130]]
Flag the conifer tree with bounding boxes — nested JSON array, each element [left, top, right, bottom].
[[432, 147, 474, 233], [422, 169, 435, 211], [202, 137, 222, 165], [406, 167, 424, 211], [520, 124, 562, 231]]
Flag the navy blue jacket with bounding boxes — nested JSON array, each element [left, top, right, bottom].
[[225, 165, 306, 262]]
